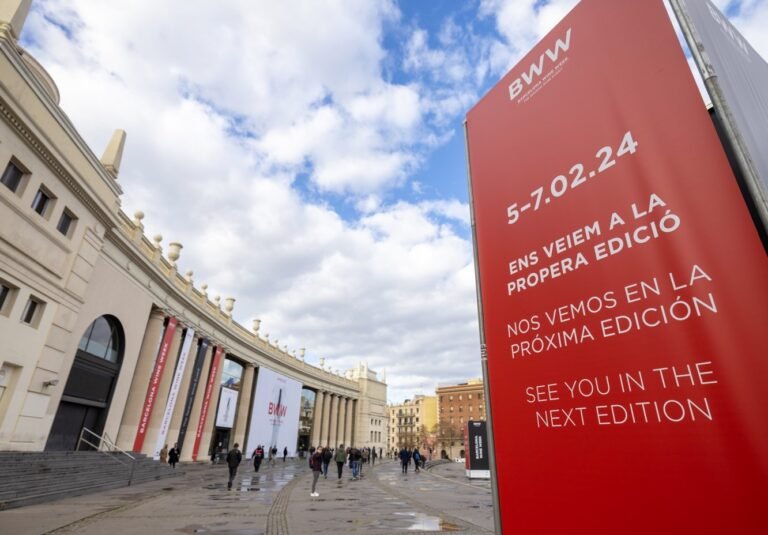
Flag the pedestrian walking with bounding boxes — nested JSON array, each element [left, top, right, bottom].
[[226, 443, 242, 490], [413, 447, 421, 472], [335, 444, 347, 479], [269, 446, 277, 466], [159, 444, 168, 464], [309, 446, 323, 497], [211, 442, 223, 464], [283, 446, 288, 462], [252, 444, 265, 472], [168, 443, 180, 469], [321, 446, 332, 478], [399, 447, 409, 473], [371, 447, 376, 466]]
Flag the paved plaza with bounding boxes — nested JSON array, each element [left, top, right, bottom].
[[0, 459, 495, 534]]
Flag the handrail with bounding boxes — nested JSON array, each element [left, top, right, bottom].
[[76, 427, 137, 485]]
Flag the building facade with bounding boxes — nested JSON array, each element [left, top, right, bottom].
[[387, 395, 437, 455], [0, 2, 385, 460], [435, 379, 485, 458]]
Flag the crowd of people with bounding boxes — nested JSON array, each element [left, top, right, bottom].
[[158, 441, 432, 495], [305, 444, 390, 496], [397, 446, 427, 473]]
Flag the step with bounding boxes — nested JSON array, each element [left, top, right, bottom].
[[0, 452, 181, 510]]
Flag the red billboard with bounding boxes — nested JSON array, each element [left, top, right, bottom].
[[465, 1, 768, 533]]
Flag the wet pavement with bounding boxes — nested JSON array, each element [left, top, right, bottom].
[[0, 458, 494, 534]]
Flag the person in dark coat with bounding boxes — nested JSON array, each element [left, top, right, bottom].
[[399, 447, 410, 473], [321, 446, 333, 479], [168, 443, 180, 469], [252, 445, 265, 472], [226, 443, 242, 490], [309, 446, 323, 497], [283, 446, 288, 462]]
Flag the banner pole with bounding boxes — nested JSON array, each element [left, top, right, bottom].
[[463, 120, 503, 535], [669, 0, 768, 241]]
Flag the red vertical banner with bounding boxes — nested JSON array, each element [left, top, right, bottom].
[[465, 1, 768, 533], [133, 317, 178, 452], [191, 345, 223, 461]]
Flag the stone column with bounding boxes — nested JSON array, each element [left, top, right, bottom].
[[166, 335, 200, 449], [197, 353, 227, 461], [180, 343, 214, 461], [344, 398, 354, 447], [336, 397, 347, 446], [341, 398, 352, 447], [141, 325, 184, 455], [233, 364, 255, 451], [310, 390, 324, 448], [320, 391, 332, 446], [328, 394, 339, 448], [350, 399, 358, 447], [116, 309, 166, 450]]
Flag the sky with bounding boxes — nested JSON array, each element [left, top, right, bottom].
[[19, 0, 768, 403]]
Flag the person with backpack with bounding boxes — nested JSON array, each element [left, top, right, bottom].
[[413, 447, 422, 473], [252, 444, 265, 472], [334, 444, 347, 479], [226, 443, 242, 490], [309, 446, 323, 497], [321, 446, 333, 479]]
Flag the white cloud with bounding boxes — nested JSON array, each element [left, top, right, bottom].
[[22, 0, 480, 403], [20, 0, 768, 405]]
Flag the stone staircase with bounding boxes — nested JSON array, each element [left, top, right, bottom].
[[0, 450, 182, 510]]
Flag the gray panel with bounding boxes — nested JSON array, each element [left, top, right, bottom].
[[681, 0, 768, 204]]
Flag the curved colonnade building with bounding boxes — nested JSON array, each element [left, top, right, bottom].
[[0, 2, 387, 461]]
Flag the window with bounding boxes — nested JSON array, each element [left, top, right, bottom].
[[469, 406, 473, 412], [21, 296, 43, 326], [77, 315, 123, 362], [459, 394, 463, 401], [449, 395, 453, 401], [221, 357, 244, 389], [1, 161, 25, 193], [57, 209, 77, 237], [31, 187, 53, 217], [478, 393, 483, 400], [459, 406, 463, 412], [0, 284, 10, 313], [0, 281, 17, 317], [468, 394, 473, 400]]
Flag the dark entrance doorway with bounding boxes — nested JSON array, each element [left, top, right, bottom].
[[46, 315, 124, 451], [210, 428, 231, 462]]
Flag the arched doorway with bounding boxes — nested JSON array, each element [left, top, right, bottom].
[[46, 315, 124, 451]]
